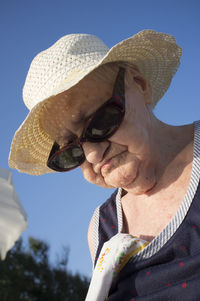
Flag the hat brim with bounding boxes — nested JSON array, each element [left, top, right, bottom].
[[9, 30, 182, 175]]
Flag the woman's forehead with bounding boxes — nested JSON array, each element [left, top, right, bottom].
[[40, 75, 114, 142], [66, 76, 113, 116]]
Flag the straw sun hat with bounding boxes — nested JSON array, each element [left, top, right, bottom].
[[9, 30, 182, 175]]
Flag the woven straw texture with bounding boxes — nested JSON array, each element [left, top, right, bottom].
[[9, 30, 182, 175]]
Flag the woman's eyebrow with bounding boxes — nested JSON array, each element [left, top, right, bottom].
[[70, 110, 93, 126], [70, 109, 87, 124], [70, 99, 104, 126]]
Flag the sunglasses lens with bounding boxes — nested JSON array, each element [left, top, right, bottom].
[[50, 146, 85, 171], [85, 105, 123, 140]]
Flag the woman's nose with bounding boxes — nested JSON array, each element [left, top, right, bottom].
[[82, 141, 110, 164]]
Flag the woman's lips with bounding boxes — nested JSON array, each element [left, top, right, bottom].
[[100, 158, 113, 171], [99, 151, 127, 173]]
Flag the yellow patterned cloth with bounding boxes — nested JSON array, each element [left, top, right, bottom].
[[86, 233, 149, 301]]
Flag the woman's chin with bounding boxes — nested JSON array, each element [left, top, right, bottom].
[[103, 168, 157, 195], [123, 176, 157, 195], [103, 172, 137, 189]]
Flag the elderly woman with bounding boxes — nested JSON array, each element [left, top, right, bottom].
[[9, 30, 200, 300]]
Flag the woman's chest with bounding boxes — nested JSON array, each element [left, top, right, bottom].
[[122, 204, 178, 241], [121, 161, 193, 242], [121, 183, 190, 241]]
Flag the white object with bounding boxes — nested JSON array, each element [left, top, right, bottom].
[[0, 168, 27, 259], [86, 233, 148, 301]]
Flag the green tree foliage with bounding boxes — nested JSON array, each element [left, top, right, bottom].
[[0, 237, 89, 301]]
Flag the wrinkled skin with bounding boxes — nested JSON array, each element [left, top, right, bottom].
[[40, 67, 193, 197]]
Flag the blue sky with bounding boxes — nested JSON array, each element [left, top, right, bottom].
[[1, 0, 200, 276]]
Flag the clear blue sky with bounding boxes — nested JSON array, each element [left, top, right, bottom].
[[1, 0, 200, 277]]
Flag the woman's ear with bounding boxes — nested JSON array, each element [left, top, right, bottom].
[[125, 67, 152, 104]]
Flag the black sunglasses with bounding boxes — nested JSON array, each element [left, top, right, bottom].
[[47, 67, 125, 172]]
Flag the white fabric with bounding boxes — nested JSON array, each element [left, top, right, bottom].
[[0, 168, 27, 259], [86, 233, 148, 301]]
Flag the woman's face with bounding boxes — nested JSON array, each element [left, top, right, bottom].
[[41, 68, 156, 195]]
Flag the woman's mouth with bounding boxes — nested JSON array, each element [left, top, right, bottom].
[[100, 151, 127, 174], [100, 158, 113, 172]]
